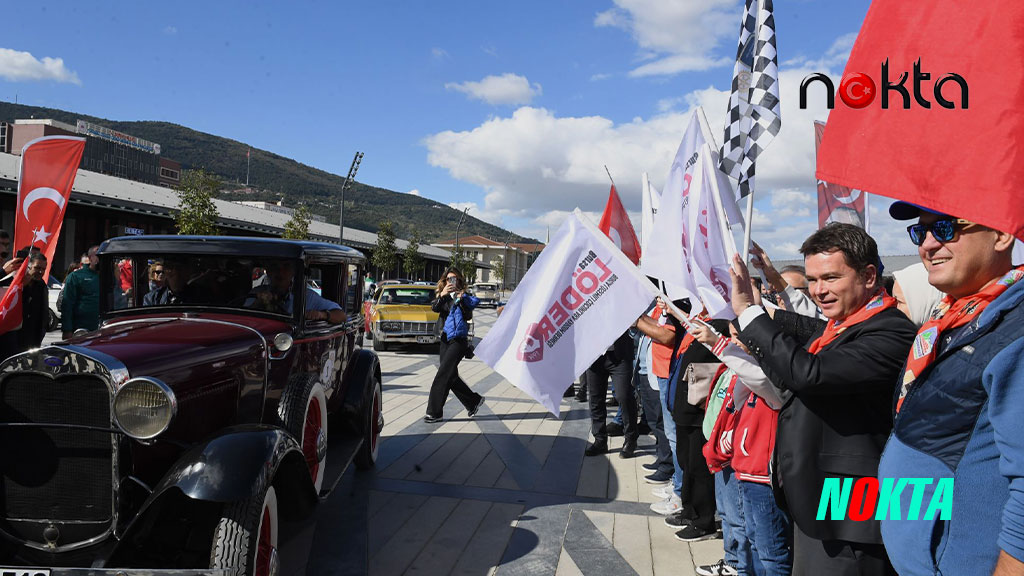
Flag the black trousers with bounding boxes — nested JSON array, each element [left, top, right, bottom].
[[676, 423, 716, 531], [793, 523, 894, 576], [425, 336, 481, 418], [587, 352, 637, 443], [637, 370, 674, 474]]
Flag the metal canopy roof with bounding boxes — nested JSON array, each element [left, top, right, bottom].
[[0, 152, 453, 261]]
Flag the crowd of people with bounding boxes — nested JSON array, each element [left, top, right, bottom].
[[569, 201, 1024, 575]]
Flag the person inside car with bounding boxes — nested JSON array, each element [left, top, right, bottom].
[[143, 257, 204, 306], [246, 260, 345, 323]]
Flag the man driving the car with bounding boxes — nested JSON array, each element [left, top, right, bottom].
[[248, 260, 345, 323]]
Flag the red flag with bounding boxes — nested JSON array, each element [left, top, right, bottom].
[[814, 121, 865, 229], [816, 0, 1024, 238], [7, 136, 85, 325], [0, 261, 29, 335], [598, 185, 641, 265]]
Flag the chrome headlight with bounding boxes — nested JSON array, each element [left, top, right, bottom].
[[381, 321, 404, 333], [113, 377, 176, 439]]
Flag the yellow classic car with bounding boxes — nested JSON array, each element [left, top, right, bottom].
[[368, 284, 440, 351]]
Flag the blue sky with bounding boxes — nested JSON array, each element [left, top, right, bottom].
[[0, 1, 915, 258]]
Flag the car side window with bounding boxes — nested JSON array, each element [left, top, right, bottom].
[[304, 263, 342, 329]]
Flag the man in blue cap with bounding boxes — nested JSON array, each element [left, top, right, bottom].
[[879, 200, 1024, 575]]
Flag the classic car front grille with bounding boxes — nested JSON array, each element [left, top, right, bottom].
[[381, 321, 433, 334], [0, 373, 112, 522]]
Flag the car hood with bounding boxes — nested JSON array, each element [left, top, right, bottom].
[[375, 305, 438, 322], [63, 314, 285, 378]]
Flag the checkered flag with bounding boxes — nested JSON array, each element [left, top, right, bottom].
[[719, 0, 781, 198]]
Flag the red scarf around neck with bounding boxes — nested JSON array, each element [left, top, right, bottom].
[[807, 291, 897, 354], [896, 266, 1024, 412]]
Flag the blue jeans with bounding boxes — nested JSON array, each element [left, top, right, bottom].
[[739, 481, 792, 576], [657, 377, 682, 496], [716, 469, 759, 575]]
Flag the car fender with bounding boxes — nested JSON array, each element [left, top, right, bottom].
[[339, 348, 380, 431], [151, 425, 316, 505]]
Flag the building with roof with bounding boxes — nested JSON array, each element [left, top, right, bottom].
[[431, 235, 536, 289], [2, 119, 168, 187], [0, 151, 456, 282]]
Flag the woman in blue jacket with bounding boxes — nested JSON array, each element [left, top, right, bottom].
[[424, 267, 484, 423]]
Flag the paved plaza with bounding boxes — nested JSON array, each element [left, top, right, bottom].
[[293, 308, 723, 576], [37, 311, 725, 575]]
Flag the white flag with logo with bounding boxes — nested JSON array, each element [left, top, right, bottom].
[[688, 144, 740, 319], [475, 210, 658, 416], [640, 111, 705, 305], [640, 172, 660, 257]]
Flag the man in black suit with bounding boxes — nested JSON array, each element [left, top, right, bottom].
[[730, 223, 916, 576]]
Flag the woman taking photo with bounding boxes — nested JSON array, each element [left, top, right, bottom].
[[424, 267, 484, 423]]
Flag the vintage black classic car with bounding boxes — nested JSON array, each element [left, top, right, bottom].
[[0, 236, 383, 575]]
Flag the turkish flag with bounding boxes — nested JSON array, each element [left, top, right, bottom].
[[816, 0, 1024, 239], [598, 185, 641, 265], [14, 136, 86, 280], [814, 121, 865, 229], [0, 136, 85, 335]]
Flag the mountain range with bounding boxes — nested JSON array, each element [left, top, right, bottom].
[[0, 101, 534, 244]]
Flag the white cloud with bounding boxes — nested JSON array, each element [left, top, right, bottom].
[[445, 73, 542, 106], [594, 0, 740, 76], [406, 188, 422, 197], [785, 32, 858, 70], [163, 26, 178, 35], [446, 201, 507, 229], [590, 73, 613, 82], [423, 38, 916, 259], [0, 48, 80, 84], [431, 47, 449, 61]]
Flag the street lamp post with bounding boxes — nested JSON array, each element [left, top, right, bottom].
[[339, 151, 363, 243], [453, 206, 470, 265], [502, 230, 513, 294]]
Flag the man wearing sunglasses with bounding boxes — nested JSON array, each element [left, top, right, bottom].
[[879, 202, 1024, 576]]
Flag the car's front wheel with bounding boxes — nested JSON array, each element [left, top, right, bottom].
[[210, 485, 279, 576], [279, 375, 328, 494], [372, 332, 389, 352], [355, 375, 383, 470]]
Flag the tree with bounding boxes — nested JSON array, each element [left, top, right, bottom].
[[492, 256, 505, 286], [403, 231, 424, 279], [282, 205, 312, 240], [450, 248, 476, 285], [372, 219, 398, 279], [175, 169, 221, 235]]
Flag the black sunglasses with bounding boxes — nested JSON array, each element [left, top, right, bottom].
[[907, 218, 975, 246]]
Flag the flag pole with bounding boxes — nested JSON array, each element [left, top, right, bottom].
[[864, 192, 871, 234], [604, 165, 616, 188], [742, 190, 755, 262]]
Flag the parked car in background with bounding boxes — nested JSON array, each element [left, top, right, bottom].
[[47, 275, 62, 331], [367, 284, 439, 351], [0, 236, 382, 575], [470, 283, 500, 308]]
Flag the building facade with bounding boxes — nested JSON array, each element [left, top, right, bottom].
[[431, 235, 532, 289]]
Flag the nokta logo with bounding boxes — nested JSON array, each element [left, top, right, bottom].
[[799, 59, 968, 110], [817, 477, 953, 521]]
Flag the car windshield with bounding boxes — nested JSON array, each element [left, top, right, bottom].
[[107, 254, 303, 318], [378, 288, 433, 306], [475, 284, 496, 291]]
